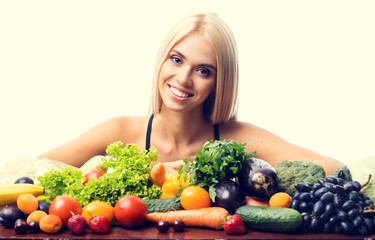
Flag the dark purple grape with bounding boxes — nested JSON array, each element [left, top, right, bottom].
[[329, 216, 338, 225], [323, 182, 335, 192], [326, 176, 338, 184], [344, 183, 356, 193], [172, 219, 185, 232], [294, 183, 310, 192], [342, 199, 356, 212], [333, 194, 345, 208], [14, 218, 28, 234], [292, 192, 300, 200], [301, 212, 311, 228], [340, 221, 352, 234], [309, 217, 321, 231], [319, 212, 331, 222], [313, 201, 324, 217], [325, 202, 335, 215], [334, 224, 344, 234], [337, 210, 348, 221], [38, 201, 50, 214], [314, 187, 328, 200], [28, 220, 40, 233], [323, 222, 333, 233], [364, 217, 374, 231], [156, 220, 170, 233], [348, 191, 360, 203], [318, 178, 327, 185], [352, 181, 361, 192], [300, 192, 312, 202], [299, 201, 309, 212], [348, 209, 358, 220], [356, 225, 369, 236], [320, 192, 333, 203], [14, 177, 34, 184], [0, 206, 24, 228], [352, 216, 363, 227], [331, 185, 346, 196], [291, 199, 299, 210], [312, 183, 322, 191]]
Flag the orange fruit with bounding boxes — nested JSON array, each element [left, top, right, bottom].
[[27, 210, 48, 224], [17, 193, 39, 214], [180, 185, 211, 210], [82, 200, 115, 225], [269, 192, 292, 208], [39, 215, 63, 234]]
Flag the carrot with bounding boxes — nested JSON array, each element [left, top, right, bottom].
[[246, 197, 270, 207], [146, 207, 229, 230], [149, 162, 166, 187]]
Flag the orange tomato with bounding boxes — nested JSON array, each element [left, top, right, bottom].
[[180, 186, 211, 210]]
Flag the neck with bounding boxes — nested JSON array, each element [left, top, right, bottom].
[[154, 108, 212, 145]]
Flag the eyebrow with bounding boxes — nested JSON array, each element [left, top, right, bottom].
[[170, 50, 217, 71]]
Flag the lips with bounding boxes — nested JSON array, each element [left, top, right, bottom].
[[169, 85, 193, 98]]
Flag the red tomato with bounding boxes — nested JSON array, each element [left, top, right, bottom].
[[83, 169, 106, 185], [49, 194, 82, 226], [114, 195, 147, 228]]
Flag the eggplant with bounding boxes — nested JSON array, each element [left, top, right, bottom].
[[212, 179, 246, 214], [237, 157, 278, 200]]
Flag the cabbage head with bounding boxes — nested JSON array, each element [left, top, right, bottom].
[[348, 156, 375, 202]]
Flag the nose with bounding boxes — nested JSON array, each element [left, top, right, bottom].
[[176, 66, 193, 87]]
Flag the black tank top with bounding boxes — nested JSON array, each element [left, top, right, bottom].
[[145, 113, 220, 151]]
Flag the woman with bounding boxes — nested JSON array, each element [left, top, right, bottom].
[[38, 13, 345, 176]]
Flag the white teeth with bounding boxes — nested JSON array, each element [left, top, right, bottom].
[[170, 86, 190, 98]]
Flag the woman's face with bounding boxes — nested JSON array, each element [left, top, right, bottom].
[[158, 33, 217, 114]]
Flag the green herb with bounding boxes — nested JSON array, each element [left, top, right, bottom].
[[178, 139, 256, 202], [38, 141, 161, 207]]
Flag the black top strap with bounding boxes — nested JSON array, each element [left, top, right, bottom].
[[145, 113, 154, 151], [214, 123, 220, 140], [145, 113, 220, 151]]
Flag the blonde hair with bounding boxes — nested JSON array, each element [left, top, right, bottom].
[[151, 13, 238, 124]]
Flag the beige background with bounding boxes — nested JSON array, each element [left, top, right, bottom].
[[1, 0, 374, 168]]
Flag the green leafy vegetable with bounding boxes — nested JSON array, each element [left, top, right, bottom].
[[179, 139, 256, 202], [37, 167, 85, 203], [38, 141, 162, 207]]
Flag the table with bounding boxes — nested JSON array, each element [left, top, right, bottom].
[[1, 223, 374, 239]]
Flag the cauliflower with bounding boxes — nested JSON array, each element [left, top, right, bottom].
[[274, 160, 326, 195]]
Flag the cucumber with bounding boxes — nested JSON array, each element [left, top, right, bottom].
[[143, 197, 183, 213], [235, 205, 302, 233]]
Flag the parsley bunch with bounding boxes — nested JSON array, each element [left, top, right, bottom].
[[179, 139, 256, 201]]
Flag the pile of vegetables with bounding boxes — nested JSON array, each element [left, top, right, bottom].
[[37, 141, 161, 207], [178, 139, 278, 213]]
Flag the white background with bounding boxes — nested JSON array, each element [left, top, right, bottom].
[[1, 0, 374, 168]]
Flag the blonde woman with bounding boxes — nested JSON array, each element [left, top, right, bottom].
[[39, 13, 345, 176]]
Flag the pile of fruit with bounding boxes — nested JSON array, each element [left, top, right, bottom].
[[1, 140, 375, 237]]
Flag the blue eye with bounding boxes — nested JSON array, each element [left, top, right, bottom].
[[170, 56, 182, 64], [197, 68, 211, 77]]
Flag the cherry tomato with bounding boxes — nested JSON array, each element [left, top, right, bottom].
[[83, 169, 106, 185], [114, 195, 147, 228], [49, 194, 82, 226]]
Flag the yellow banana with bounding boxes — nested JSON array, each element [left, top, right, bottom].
[[0, 184, 44, 205]]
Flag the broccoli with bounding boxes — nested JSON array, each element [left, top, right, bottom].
[[274, 160, 326, 196]]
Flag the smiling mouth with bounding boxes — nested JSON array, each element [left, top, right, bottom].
[[169, 85, 193, 98]]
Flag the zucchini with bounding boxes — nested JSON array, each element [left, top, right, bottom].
[[235, 205, 302, 233], [143, 197, 183, 213]]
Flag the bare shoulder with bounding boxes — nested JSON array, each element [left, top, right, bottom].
[[219, 119, 272, 143], [103, 115, 150, 145]]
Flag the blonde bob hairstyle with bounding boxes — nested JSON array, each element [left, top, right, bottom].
[[151, 13, 239, 124]]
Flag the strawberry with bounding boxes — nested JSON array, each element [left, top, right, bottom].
[[223, 214, 246, 235], [89, 216, 110, 234], [67, 215, 87, 235]]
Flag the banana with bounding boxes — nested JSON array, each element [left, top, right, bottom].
[[0, 184, 44, 205]]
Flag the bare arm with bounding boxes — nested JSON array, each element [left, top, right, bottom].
[[222, 121, 346, 176], [38, 117, 127, 167]]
